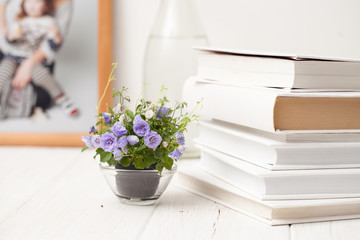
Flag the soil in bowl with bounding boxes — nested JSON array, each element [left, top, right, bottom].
[[115, 163, 161, 199]]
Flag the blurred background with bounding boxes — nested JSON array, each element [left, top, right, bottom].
[[113, 0, 360, 100], [1, 0, 359, 135]]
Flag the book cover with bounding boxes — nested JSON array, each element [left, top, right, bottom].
[[195, 47, 360, 89], [199, 146, 360, 200]]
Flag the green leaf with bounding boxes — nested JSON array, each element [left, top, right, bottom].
[[160, 148, 168, 159], [120, 156, 131, 167], [135, 144, 147, 152], [81, 145, 88, 152], [100, 152, 113, 163], [133, 158, 145, 169], [154, 148, 162, 160], [109, 107, 114, 115], [125, 110, 134, 120], [96, 148, 105, 155], [163, 157, 173, 170], [93, 148, 104, 159], [156, 163, 163, 174], [143, 154, 157, 168], [112, 91, 119, 98], [107, 156, 117, 166]]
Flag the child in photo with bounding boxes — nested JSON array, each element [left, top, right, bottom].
[[0, 0, 78, 117]]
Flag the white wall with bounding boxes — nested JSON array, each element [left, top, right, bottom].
[[113, 0, 360, 100]]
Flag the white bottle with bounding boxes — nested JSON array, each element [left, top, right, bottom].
[[144, 0, 208, 158]]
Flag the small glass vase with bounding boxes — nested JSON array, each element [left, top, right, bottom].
[[99, 163, 177, 205]]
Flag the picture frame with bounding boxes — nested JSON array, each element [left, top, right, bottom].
[[0, 0, 113, 147]]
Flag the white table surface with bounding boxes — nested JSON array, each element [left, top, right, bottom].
[[0, 147, 359, 240]]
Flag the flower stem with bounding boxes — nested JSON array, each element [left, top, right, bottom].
[[136, 82, 149, 107], [97, 63, 118, 114]]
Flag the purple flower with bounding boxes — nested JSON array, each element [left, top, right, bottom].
[[168, 149, 183, 160], [156, 107, 170, 119], [122, 147, 128, 154], [110, 122, 128, 137], [127, 135, 139, 145], [91, 135, 101, 148], [89, 126, 96, 134], [102, 112, 112, 124], [175, 132, 185, 145], [113, 103, 121, 114], [113, 148, 123, 160], [117, 136, 128, 148], [178, 145, 187, 152], [133, 114, 150, 137], [100, 132, 118, 152], [144, 131, 162, 151], [81, 136, 93, 148]]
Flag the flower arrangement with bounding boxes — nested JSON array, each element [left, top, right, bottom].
[[82, 64, 201, 174]]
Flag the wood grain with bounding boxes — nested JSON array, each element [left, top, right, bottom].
[[140, 187, 290, 240], [2, 148, 358, 239], [0, 148, 157, 240], [291, 219, 360, 240], [0, 147, 79, 224]]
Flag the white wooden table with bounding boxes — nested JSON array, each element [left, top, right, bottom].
[[0, 147, 359, 240]]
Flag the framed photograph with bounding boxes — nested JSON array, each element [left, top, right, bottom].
[[0, 0, 113, 146]]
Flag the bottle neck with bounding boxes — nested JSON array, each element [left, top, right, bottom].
[[150, 0, 206, 38]]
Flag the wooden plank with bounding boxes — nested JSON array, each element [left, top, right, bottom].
[[210, 203, 289, 240], [139, 186, 222, 239], [0, 147, 82, 224], [140, 186, 290, 240], [291, 219, 360, 240], [0, 148, 156, 239]]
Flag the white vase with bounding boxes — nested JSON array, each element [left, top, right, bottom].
[[143, 0, 208, 158]]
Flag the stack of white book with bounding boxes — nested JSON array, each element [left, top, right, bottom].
[[178, 48, 360, 225]]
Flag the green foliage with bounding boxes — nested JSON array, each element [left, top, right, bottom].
[[82, 64, 202, 174], [163, 157, 174, 170], [120, 156, 131, 167], [81, 146, 88, 152]]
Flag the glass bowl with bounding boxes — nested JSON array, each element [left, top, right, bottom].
[[99, 163, 177, 205]]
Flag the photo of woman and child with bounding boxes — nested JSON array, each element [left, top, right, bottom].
[[0, 0, 78, 119], [0, 0, 98, 133], [0, 0, 79, 119]]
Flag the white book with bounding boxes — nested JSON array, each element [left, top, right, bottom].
[[196, 47, 360, 90], [202, 119, 360, 142], [199, 146, 360, 200], [177, 160, 360, 225], [196, 120, 360, 170], [183, 77, 360, 133]]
